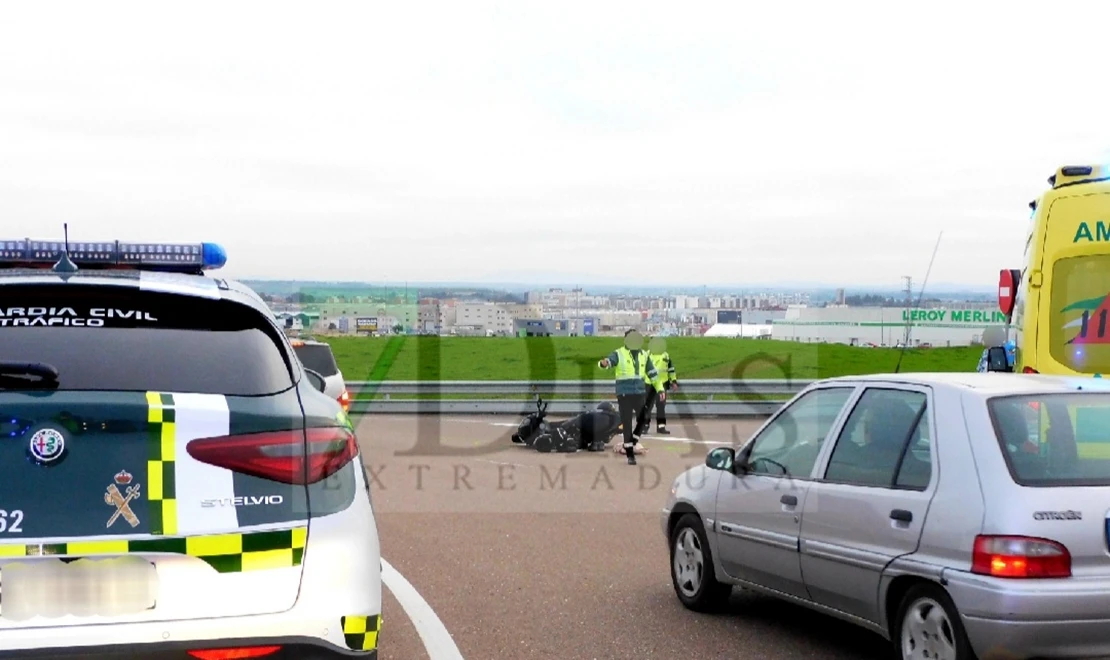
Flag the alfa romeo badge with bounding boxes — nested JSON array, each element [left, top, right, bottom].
[[28, 427, 66, 464]]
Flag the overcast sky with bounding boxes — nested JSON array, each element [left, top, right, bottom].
[[3, 1, 1110, 289]]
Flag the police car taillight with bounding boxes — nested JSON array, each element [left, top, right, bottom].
[[187, 647, 281, 659], [185, 426, 358, 485], [339, 389, 351, 412]]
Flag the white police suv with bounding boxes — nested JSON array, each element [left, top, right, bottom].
[[0, 238, 382, 659]]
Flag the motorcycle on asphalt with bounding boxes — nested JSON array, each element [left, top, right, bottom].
[[511, 397, 623, 453]]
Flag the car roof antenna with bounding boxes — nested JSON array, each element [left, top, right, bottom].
[[52, 222, 79, 275], [894, 231, 943, 374]]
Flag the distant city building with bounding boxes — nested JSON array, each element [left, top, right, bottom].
[[513, 318, 598, 337]]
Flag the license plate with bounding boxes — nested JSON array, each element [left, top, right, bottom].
[[0, 556, 158, 620]]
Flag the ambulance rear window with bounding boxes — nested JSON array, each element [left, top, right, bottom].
[[0, 285, 293, 395], [1049, 254, 1110, 373]]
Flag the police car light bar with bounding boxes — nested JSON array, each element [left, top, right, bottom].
[[0, 239, 227, 273]]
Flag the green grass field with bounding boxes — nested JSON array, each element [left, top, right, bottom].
[[323, 336, 982, 385]]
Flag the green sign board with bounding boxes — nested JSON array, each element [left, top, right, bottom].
[[901, 309, 1008, 324]]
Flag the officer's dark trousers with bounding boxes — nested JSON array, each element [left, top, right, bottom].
[[637, 383, 660, 430], [617, 392, 646, 448]]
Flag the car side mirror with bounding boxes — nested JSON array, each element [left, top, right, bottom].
[[986, 346, 1012, 372], [304, 368, 327, 393], [705, 447, 735, 472]]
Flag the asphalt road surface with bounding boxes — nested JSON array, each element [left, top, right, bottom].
[[358, 412, 896, 660]]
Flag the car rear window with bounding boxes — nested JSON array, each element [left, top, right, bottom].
[[988, 392, 1110, 486], [292, 343, 339, 377], [0, 284, 294, 396]]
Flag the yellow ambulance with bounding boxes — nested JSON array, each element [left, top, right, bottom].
[[982, 166, 1110, 458], [989, 165, 1110, 378]]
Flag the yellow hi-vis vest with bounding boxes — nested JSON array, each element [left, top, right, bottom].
[[607, 346, 656, 395], [644, 351, 671, 390], [614, 346, 648, 380]]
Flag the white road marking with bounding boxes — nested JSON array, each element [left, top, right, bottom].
[[476, 459, 531, 468], [441, 417, 515, 424], [643, 435, 732, 445], [382, 558, 465, 659]]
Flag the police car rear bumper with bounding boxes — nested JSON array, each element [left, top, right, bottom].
[[0, 636, 375, 659], [0, 472, 383, 659]]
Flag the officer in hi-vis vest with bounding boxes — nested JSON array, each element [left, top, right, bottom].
[[599, 329, 658, 465], [638, 335, 677, 435]]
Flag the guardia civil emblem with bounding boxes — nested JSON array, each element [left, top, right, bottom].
[[28, 427, 66, 464], [105, 470, 141, 529]]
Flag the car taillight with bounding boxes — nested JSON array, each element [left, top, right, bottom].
[[971, 535, 1071, 578], [188, 647, 281, 660], [1023, 366, 1039, 374], [186, 426, 358, 485], [339, 388, 350, 412]]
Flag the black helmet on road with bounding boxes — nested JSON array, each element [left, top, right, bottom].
[[597, 401, 615, 413]]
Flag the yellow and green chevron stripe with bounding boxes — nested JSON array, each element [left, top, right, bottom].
[[341, 614, 381, 652], [146, 391, 177, 536], [0, 526, 307, 574]]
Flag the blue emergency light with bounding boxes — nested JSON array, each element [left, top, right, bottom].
[[0, 239, 227, 273]]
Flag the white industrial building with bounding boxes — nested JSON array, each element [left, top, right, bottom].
[[703, 323, 773, 338], [771, 305, 1008, 347]]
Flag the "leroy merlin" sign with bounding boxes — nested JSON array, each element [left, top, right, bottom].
[[901, 309, 1008, 324]]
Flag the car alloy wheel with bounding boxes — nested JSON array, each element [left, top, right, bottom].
[[900, 596, 957, 660], [673, 526, 704, 598]]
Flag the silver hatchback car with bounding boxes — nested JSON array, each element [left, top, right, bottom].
[[662, 372, 1110, 660]]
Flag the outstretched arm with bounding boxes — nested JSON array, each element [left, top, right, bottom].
[[598, 350, 620, 369]]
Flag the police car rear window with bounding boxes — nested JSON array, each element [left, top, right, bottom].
[[293, 344, 339, 377], [0, 285, 293, 396], [989, 393, 1110, 487]]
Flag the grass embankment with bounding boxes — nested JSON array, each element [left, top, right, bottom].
[[324, 337, 981, 401]]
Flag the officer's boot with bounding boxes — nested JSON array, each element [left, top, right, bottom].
[[657, 423, 670, 435], [624, 441, 637, 465]]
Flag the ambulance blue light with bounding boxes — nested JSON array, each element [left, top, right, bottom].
[[0, 239, 227, 274]]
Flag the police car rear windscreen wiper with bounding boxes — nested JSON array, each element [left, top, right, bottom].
[[0, 361, 60, 389]]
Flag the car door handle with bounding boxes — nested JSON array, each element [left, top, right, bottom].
[[890, 509, 913, 523], [781, 494, 797, 506]]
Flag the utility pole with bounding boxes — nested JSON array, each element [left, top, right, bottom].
[[902, 275, 913, 347]]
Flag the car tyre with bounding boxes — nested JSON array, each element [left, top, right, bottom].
[[669, 513, 731, 612], [893, 582, 977, 660]]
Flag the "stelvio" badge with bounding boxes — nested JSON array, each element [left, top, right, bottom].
[[105, 470, 141, 529]]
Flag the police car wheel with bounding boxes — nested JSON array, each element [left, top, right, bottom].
[[670, 513, 731, 612]]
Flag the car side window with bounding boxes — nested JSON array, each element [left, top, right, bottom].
[[745, 387, 855, 478], [894, 411, 932, 489], [823, 387, 932, 489]]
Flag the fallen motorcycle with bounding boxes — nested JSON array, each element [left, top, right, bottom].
[[511, 396, 554, 445], [511, 397, 625, 453]]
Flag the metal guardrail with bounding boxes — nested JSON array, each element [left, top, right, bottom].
[[345, 379, 813, 417]]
